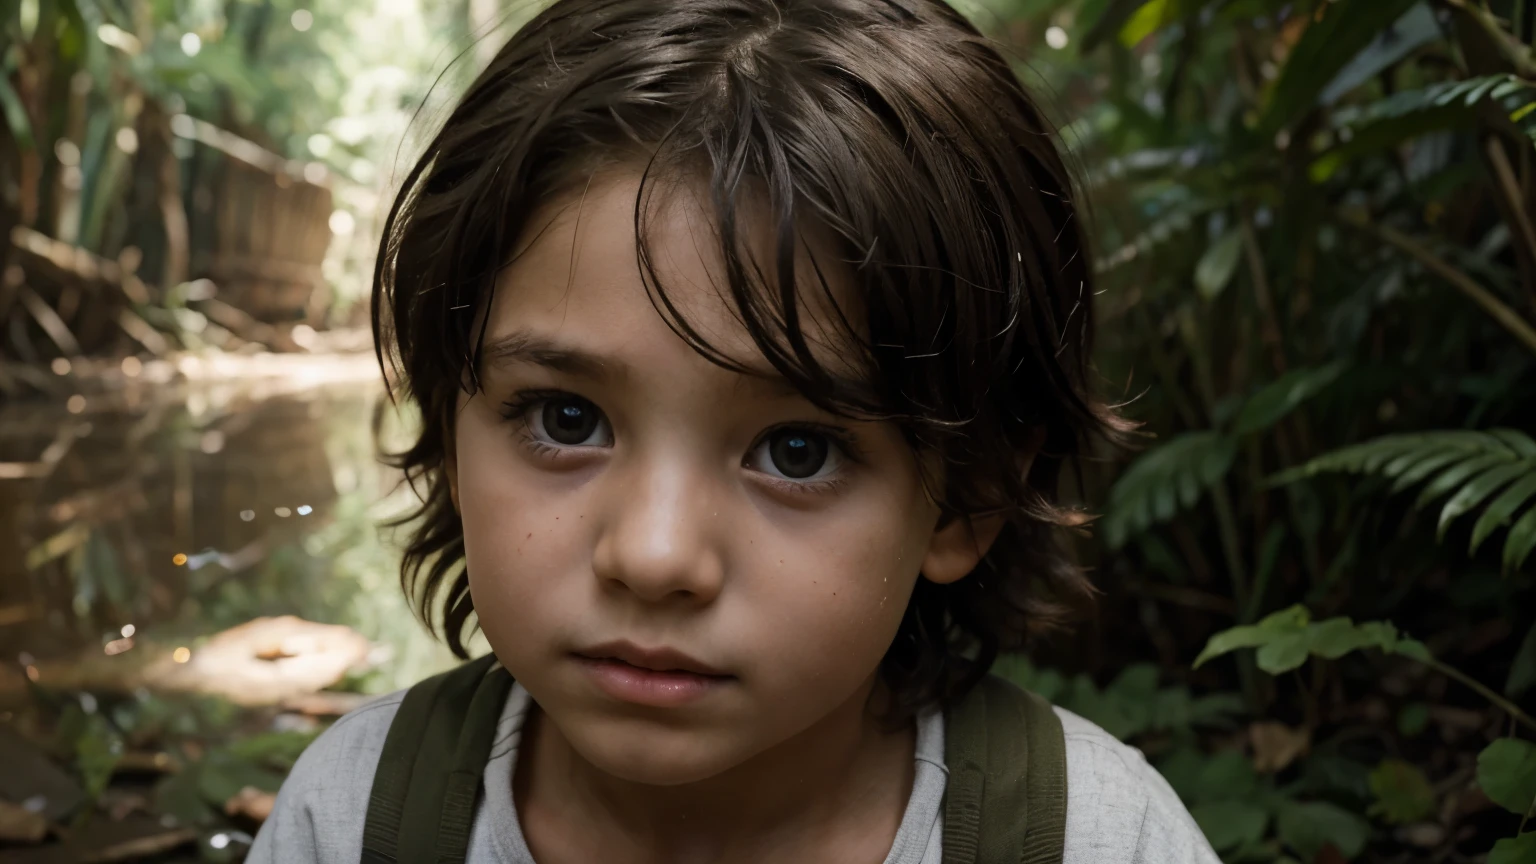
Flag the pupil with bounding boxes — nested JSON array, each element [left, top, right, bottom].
[[542, 399, 597, 445], [770, 431, 827, 479]]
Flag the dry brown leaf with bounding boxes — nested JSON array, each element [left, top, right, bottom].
[[1249, 720, 1310, 773], [224, 786, 276, 823], [0, 799, 49, 844]]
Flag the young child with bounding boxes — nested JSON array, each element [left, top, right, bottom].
[[251, 0, 1220, 861]]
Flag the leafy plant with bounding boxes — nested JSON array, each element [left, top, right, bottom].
[[1272, 429, 1536, 570], [1193, 605, 1431, 674], [1478, 738, 1536, 816], [993, 655, 1243, 740], [1102, 431, 1237, 549], [1367, 759, 1435, 824], [1197, 606, 1536, 854]]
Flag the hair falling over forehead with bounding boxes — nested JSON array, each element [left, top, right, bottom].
[[373, 0, 1130, 717]]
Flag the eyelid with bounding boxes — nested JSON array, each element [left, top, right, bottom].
[[743, 423, 860, 493], [750, 421, 864, 464], [500, 389, 613, 449]]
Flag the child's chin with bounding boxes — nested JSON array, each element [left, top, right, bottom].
[[566, 722, 755, 786]]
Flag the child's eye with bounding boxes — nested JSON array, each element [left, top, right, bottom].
[[746, 428, 845, 481], [506, 393, 613, 448]]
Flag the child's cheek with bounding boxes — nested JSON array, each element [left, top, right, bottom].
[[454, 415, 596, 660], [740, 500, 930, 686]]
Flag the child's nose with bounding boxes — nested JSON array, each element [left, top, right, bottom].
[[590, 457, 726, 606]]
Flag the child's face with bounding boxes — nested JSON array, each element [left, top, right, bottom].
[[447, 168, 989, 785]]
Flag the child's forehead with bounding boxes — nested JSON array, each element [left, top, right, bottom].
[[488, 165, 869, 383]]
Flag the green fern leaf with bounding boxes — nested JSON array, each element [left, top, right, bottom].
[[1507, 508, 1536, 573], [1439, 463, 1530, 540], [1104, 431, 1237, 550], [1274, 429, 1536, 571], [1388, 448, 1468, 492], [1414, 452, 1510, 509], [1312, 75, 1536, 181], [1472, 474, 1536, 555], [1491, 429, 1536, 458]]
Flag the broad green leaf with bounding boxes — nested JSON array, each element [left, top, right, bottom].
[[1488, 831, 1536, 864], [1194, 605, 1308, 668], [1316, 4, 1438, 106], [1472, 473, 1536, 554], [1081, 0, 1154, 52], [1256, 631, 1313, 674], [1234, 362, 1347, 437], [1196, 610, 1422, 673], [1368, 759, 1435, 824], [196, 749, 285, 809], [1117, 0, 1228, 47], [1391, 639, 1433, 662], [1191, 750, 1262, 804], [1195, 229, 1242, 301], [1276, 800, 1370, 859], [1262, 0, 1422, 134], [226, 730, 319, 771], [1308, 617, 1386, 659], [1477, 739, 1536, 814], [1191, 624, 1265, 667], [1191, 801, 1269, 852], [75, 714, 124, 800], [1507, 622, 1536, 699], [1154, 745, 1208, 803], [154, 767, 215, 828]]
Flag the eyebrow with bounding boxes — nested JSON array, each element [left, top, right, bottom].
[[479, 330, 625, 381], [479, 328, 883, 409]]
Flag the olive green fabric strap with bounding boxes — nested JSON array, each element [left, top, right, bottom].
[[941, 674, 1068, 864], [360, 653, 511, 864]]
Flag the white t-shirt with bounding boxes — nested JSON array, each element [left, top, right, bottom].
[[249, 683, 1220, 863]]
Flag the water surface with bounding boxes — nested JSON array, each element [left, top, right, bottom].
[[0, 354, 459, 704]]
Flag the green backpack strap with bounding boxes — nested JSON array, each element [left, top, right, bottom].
[[941, 673, 1068, 864], [360, 653, 513, 864]]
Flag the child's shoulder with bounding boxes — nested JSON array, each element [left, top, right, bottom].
[[246, 691, 408, 864], [286, 689, 405, 794], [1054, 708, 1220, 864]]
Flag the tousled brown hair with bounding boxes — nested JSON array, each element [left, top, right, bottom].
[[374, 0, 1128, 715]]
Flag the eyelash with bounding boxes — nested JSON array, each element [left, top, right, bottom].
[[498, 389, 594, 461], [496, 389, 862, 495], [745, 422, 861, 497]]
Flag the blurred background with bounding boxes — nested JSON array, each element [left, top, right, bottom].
[[1, 0, 1535, 861]]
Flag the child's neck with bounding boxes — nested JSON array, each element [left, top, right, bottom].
[[513, 675, 916, 864]]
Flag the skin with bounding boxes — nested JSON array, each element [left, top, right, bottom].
[[445, 167, 1003, 864]]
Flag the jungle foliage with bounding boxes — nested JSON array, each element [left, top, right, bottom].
[[4, 0, 1536, 862], [977, 0, 1536, 860]]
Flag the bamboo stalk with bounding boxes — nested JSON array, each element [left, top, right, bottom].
[[1340, 212, 1536, 356], [1484, 136, 1536, 312]]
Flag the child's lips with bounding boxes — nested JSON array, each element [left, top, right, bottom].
[[574, 655, 734, 708], [572, 639, 731, 677]]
